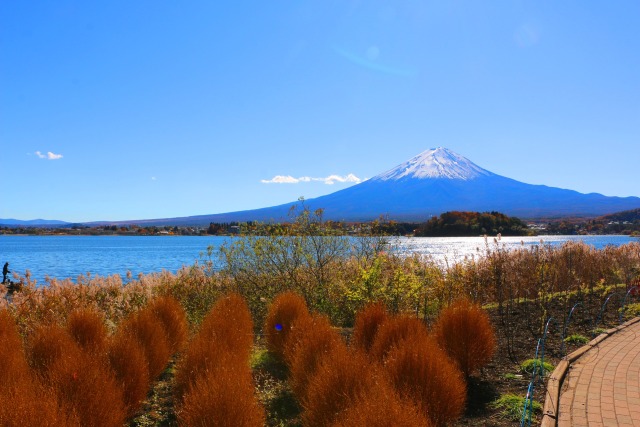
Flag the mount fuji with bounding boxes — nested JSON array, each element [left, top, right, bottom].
[[95, 148, 640, 225]]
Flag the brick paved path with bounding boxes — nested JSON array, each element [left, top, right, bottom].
[[557, 320, 640, 427]]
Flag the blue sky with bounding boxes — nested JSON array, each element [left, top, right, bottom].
[[2, 1, 639, 222]]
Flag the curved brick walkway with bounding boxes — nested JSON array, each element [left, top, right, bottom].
[[556, 319, 640, 427]]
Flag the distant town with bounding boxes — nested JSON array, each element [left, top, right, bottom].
[[2, 209, 639, 237]]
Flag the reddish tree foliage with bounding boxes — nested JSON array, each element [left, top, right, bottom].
[[263, 291, 311, 360], [351, 301, 389, 353], [369, 315, 429, 361], [432, 298, 497, 378], [383, 334, 467, 427]]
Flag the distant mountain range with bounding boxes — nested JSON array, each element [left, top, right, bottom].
[[0, 218, 71, 226], [4, 148, 640, 226]]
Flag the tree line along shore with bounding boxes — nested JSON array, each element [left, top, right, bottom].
[[2, 207, 640, 237]]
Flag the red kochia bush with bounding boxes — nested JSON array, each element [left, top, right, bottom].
[[284, 314, 345, 400], [27, 323, 126, 427], [369, 315, 429, 361], [331, 381, 432, 427], [302, 346, 380, 427], [66, 308, 108, 355], [384, 334, 466, 427], [351, 301, 389, 353], [176, 292, 265, 426], [108, 330, 151, 418], [148, 295, 188, 354], [0, 311, 76, 427], [119, 308, 171, 380], [46, 346, 126, 427], [199, 292, 255, 360], [263, 291, 310, 359], [177, 361, 265, 427], [0, 310, 33, 389], [174, 292, 254, 401], [432, 298, 497, 378], [27, 323, 80, 374]]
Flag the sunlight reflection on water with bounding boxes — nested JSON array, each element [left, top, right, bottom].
[[0, 234, 636, 285]]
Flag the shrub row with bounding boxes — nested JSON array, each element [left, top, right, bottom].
[[263, 293, 431, 426], [0, 295, 187, 426], [262, 295, 496, 427], [175, 292, 265, 427]]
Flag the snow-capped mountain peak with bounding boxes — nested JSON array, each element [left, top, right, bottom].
[[373, 147, 493, 181]]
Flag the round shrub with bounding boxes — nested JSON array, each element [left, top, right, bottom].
[[432, 298, 496, 378], [66, 308, 108, 355], [351, 301, 388, 353], [284, 314, 345, 399], [263, 291, 310, 359], [384, 333, 466, 427], [369, 315, 429, 361]]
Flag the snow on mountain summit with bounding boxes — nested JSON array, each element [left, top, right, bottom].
[[373, 147, 493, 181]]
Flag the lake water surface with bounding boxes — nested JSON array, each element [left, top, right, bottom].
[[0, 234, 637, 285]]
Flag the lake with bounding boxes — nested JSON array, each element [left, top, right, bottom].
[[0, 234, 637, 285]]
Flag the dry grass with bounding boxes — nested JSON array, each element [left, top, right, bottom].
[[432, 298, 497, 377]]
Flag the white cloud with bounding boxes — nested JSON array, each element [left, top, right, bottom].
[[261, 174, 362, 185], [261, 175, 302, 184], [35, 151, 63, 160], [319, 174, 361, 185]]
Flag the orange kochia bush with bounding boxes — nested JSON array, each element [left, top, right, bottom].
[[369, 314, 429, 362], [432, 298, 496, 378], [0, 310, 76, 427], [351, 301, 389, 353], [383, 333, 467, 427], [263, 291, 311, 360], [175, 292, 265, 426]]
